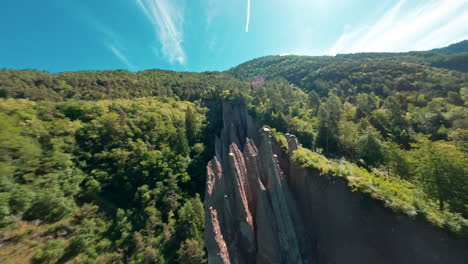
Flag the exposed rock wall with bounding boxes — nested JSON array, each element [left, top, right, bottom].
[[204, 103, 468, 264], [287, 160, 468, 264]]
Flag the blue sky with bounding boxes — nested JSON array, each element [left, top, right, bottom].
[[1, 0, 467, 73]]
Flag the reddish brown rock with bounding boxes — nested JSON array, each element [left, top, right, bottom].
[[204, 103, 467, 264], [204, 103, 310, 264], [205, 208, 230, 264]]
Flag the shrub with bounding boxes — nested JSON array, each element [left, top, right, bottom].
[[176, 239, 207, 264], [33, 240, 66, 264], [24, 193, 73, 222]]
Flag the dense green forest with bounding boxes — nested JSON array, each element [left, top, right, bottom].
[[1, 98, 210, 263], [1, 41, 467, 263]]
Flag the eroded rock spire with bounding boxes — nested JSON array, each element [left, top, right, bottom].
[[204, 103, 310, 264]]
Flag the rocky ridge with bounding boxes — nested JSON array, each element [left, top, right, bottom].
[[204, 103, 468, 264]]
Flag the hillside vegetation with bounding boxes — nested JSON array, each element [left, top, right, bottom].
[[1, 98, 208, 263], [0, 41, 467, 263]]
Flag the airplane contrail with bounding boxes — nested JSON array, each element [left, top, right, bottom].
[[245, 0, 250, 32]]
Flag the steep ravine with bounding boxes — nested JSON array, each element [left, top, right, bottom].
[[204, 103, 468, 264]]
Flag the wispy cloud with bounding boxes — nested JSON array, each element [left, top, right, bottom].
[[136, 0, 186, 65], [329, 0, 468, 55], [73, 3, 137, 71], [245, 0, 251, 32], [108, 44, 137, 71], [93, 22, 137, 71], [205, 0, 218, 29]]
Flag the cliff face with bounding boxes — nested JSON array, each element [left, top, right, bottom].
[[204, 103, 468, 264]]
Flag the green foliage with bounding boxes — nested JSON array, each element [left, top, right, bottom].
[[0, 69, 242, 102], [228, 54, 467, 96], [356, 93, 379, 118], [412, 138, 467, 214], [185, 106, 199, 145], [247, 78, 316, 148], [33, 240, 67, 264], [0, 99, 82, 225], [0, 98, 207, 263], [24, 192, 74, 222], [272, 131, 289, 153], [317, 94, 342, 153], [357, 120, 385, 167], [176, 239, 207, 264], [383, 141, 413, 179], [176, 195, 205, 242]]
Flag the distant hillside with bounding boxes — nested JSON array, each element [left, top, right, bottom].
[[228, 54, 465, 98], [0, 69, 239, 101], [329, 40, 468, 72], [1, 40, 466, 102], [431, 40, 468, 53]]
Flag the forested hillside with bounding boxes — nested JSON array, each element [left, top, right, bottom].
[[0, 69, 243, 102], [1, 98, 209, 263], [0, 41, 467, 263]]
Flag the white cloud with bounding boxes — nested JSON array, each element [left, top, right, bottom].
[[329, 0, 468, 55], [136, 0, 186, 65], [81, 13, 138, 71], [108, 44, 137, 71], [246, 0, 251, 32], [412, 9, 468, 50]]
